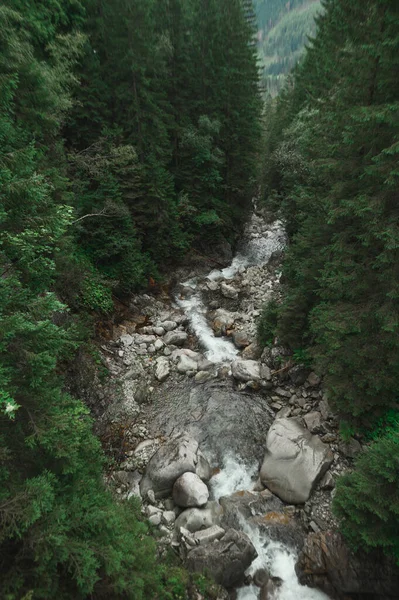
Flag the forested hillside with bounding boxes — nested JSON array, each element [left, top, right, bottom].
[[260, 0, 399, 564], [0, 1, 260, 597], [254, 0, 321, 95]]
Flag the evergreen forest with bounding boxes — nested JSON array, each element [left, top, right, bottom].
[[1, 0, 399, 597], [260, 0, 399, 566], [0, 0, 260, 597]]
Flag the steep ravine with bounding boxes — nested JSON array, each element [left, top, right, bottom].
[[94, 208, 358, 599]]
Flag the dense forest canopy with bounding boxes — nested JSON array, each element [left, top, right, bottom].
[[1, 0, 399, 596], [260, 0, 399, 563], [0, 0, 260, 597]]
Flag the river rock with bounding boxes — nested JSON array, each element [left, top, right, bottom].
[[197, 357, 213, 371], [120, 333, 134, 346], [220, 489, 304, 550], [296, 531, 399, 599], [154, 339, 164, 351], [260, 418, 333, 504], [195, 450, 212, 481], [155, 357, 170, 382], [194, 371, 213, 383], [213, 309, 236, 335], [231, 359, 261, 382], [242, 342, 262, 360], [162, 320, 177, 331], [173, 472, 209, 508], [221, 282, 239, 299], [174, 501, 224, 535], [193, 525, 225, 546], [164, 331, 188, 346], [220, 489, 284, 530], [303, 411, 322, 433], [177, 355, 198, 373], [186, 528, 257, 588], [140, 432, 210, 498], [232, 331, 250, 349]]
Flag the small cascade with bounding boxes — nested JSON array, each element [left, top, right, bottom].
[[210, 457, 331, 600], [176, 217, 286, 364], [176, 287, 239, 363]]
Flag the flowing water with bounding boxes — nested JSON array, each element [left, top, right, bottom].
[[176, 216, 286, 364], [174, 213, 330, 599], [211, 457, 331, 600]]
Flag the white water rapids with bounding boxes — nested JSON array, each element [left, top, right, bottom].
[[176, 216, 286, 364], [175, 213, 330, 600], [211, 457, 331, 600]]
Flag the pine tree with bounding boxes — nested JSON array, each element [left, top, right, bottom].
[[333, 428, 399, 564], [261, 0, 399, 424]]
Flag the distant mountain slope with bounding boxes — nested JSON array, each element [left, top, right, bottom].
[[254, 0, 321, 95]]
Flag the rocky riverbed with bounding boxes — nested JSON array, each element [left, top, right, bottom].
[[77, 207, 393, 600]]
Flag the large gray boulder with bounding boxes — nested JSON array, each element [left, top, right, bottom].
[[140, 433, 211, 498], [260, 418, 333, 504], [231, 359, 261, 382], [173, 472, 209, 508], [174, 501, 224, 535], [186, 528, 257, 588]]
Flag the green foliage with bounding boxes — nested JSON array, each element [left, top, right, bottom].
[[257, 299, 279, 346], [333, 429, 399, 565], [254, 0, 322, 95], [0, 0, 262, 596], [263, 0, 399, 425]]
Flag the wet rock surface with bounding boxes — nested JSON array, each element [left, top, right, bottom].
[[260, 418, 334, 504], [296, 531, 399, 599], [80, 210, 377, 600], [186, 528, 257, 588]]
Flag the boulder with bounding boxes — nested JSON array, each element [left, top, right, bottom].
[[193, 525, 225, 546], [140, 433, 210, 498], [303, 411, 322, 433], [177, 354, 198, 374], [260, 418, 333, 504], [296, 531, 399, 599], [232, 331, 250, 349], [220, 489, 304, 550], [195, 450, 212, 481], [194, 371, 214, 383], [173, 472, 209, 508], [120, 334, 134, 346], [242, 342, 262, 360], [220, 489, 283, 529], [221, 282, 239, 299], [174, 501, 223, 535], [155, 357, 170, 382], [164, 331, 188, 346], [231, 359, 261, 382], [162, 320, 177, 331], [186, 528, 257, 588], [213, 309, 237, 335]]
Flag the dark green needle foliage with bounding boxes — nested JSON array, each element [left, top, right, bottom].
[[0, 0, 261, 597], [261, 0, 399, 425]]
